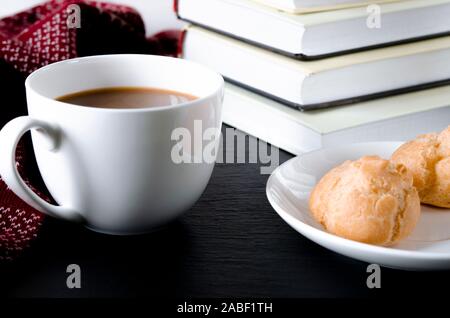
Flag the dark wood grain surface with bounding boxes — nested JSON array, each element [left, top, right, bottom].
[[1, 125, 450, 299]]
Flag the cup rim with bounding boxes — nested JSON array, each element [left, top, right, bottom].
[[25, 54, 224, 113]]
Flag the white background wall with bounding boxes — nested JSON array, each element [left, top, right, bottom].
[[0, 0, 184, 34]]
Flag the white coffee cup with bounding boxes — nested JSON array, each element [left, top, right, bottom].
[[0, 54, 224, 234]]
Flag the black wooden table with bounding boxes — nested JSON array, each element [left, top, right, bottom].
[[1, 125, 450, 301]]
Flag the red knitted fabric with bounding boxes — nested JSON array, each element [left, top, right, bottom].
[[0, 0, 181, 261]]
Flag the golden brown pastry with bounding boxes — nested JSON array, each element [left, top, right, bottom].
[[309, 156, 421, 246], [391, 126, 450, 208]]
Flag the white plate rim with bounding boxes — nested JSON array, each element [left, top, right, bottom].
[[266, 142, 450, 262]]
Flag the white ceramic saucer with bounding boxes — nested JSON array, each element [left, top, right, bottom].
[[266, 142, 450, 271]]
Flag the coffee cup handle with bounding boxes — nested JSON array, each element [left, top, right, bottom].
[[0, 116, 83, 222]]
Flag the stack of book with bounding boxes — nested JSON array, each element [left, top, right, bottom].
[[176, 0, 450, 154]]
